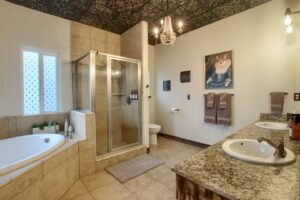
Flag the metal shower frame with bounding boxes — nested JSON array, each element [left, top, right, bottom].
[[73, 50, 142, 153]]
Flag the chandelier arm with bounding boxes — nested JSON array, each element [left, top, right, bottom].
[[293, 10, 300, 15]]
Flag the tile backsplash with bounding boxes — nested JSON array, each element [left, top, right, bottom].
[[0, 113, 70, 139], [260, 113, 287, 122]]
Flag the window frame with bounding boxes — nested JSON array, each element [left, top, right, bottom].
[[22, 46, 60, 116]]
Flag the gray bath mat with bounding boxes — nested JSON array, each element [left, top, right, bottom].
[[106, 155, 164, 183]]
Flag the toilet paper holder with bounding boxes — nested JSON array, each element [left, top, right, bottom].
[[171, 107, 180, 112]]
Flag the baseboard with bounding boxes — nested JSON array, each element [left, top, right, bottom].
[[158, 133, 210, 148]]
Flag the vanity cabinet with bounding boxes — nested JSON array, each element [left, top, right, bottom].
[[176, 175, 229, 200]]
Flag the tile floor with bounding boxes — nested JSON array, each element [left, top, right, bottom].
[[60, 137, 203, 200]]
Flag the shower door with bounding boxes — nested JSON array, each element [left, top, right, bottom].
[[107, 56, 141, 152], [74, 52, 141, 156]]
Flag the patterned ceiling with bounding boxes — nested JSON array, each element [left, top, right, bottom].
[[6, 0, 271, 45]]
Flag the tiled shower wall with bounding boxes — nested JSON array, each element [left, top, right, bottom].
[[0, 113, 69, 140], [71, 21, 123, 155], [71, 21, 121, 61]]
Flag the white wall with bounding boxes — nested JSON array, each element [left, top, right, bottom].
[[154, 0, 300, 145], [288, 0, 300, 110], [0, 1, 72, 117]]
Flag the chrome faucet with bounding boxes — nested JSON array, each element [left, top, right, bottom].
[[48, 120, 59, 134], [48, 120, 54, 127], [257, 137, 287, 158]]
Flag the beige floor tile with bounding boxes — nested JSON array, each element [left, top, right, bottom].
[[123, 174, 154, 193], [146, 165, 174, 181], [149, 149, 169, 160], [60, 180, 89, 200], [81, 170, 117, 191], [163, 153, 192, 167], [91, 182, 132, 200], [70, 137, 203, 200], [156, 173, 176, 191], [147, 139, 202, 191], [134, 181, 175, 200], [72, 193, 94, 200], [124, 194, 140, 200]]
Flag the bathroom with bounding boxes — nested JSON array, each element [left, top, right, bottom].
[[0, 0, 299, 199]]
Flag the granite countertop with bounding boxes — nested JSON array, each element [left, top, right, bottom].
[[172, 122, 300, 200]]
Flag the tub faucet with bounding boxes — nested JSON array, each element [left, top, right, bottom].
[[257, 137, 287, 158], [48, 121, 59, 134], [48, 120, 54, 126]]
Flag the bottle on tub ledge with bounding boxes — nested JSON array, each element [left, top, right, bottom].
[[68, 124, 74, 139], [64, 119, 69, 137]]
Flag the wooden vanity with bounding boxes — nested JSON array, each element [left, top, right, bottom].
[[172, 121, 300, 200], [176, 174, 229, 200]]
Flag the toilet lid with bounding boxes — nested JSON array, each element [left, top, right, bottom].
[[149, 124, 161, 129]]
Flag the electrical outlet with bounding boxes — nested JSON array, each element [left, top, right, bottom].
[[294, 93, 300, 101]]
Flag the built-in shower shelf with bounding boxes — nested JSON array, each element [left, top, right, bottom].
[[112, 93, 127, 96]]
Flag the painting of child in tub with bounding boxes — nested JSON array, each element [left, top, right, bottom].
[[205, 51, 233, 89]]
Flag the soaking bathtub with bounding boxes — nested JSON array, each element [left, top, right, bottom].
[[0, 134, 65, 175]]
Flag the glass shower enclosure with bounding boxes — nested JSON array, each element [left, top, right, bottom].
[[73, 51, 142, 156]]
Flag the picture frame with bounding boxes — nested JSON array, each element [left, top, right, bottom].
[[205, 50, 233, 89], [180, 71, 191, 83], [163, 80, 171, 91]]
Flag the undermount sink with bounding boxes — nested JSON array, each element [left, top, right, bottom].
[[255, 121, 289, 131], [222, 139, 296, 165]]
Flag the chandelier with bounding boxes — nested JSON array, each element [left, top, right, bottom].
[[284, 8, 300, 33], [153, 0, 183, 45]]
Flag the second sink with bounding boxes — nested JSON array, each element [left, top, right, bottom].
[[222, 139, 296, 165], [255, 121, 289, 131]]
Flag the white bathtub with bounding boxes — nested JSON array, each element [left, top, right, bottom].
[[0, 134, 65, 175]]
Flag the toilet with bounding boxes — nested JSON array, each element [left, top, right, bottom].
[[149, 123, 161, 145]]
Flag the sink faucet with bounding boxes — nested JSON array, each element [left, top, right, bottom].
[[257, 137, 287, 158]]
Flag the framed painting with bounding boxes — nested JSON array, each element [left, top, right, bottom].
[[163, 80, 171, 91], [205, 50, 233, 89], [180, 71, 191, 83]]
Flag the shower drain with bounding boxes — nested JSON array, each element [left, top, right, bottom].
[[44, 138, 50, 143]]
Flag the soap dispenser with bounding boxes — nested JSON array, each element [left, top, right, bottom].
[[289, 116, 300, 140]]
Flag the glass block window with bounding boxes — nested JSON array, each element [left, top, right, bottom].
[[43, 55, 58, 112], [23, 49, 59, 115], [23, 51, 40, 115]]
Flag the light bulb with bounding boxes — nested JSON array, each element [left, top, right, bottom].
[[284, 8, 292, 26], [153, 27, 159, 39], [286, 25, 293, 33], [178, 21, 183, 34], [284, 15, 292, 26], [178, 21, 183, 28], [160, 19, 164, 25]]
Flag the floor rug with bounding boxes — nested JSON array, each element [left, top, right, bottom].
[[106, 154, 164, 183]]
